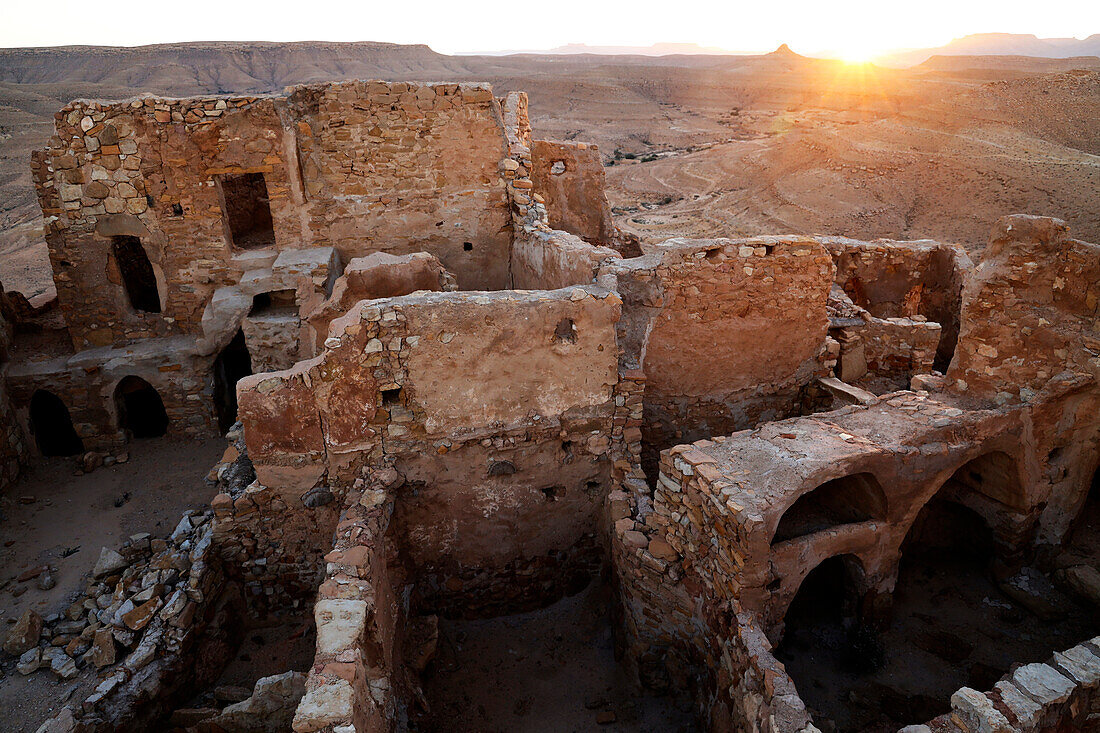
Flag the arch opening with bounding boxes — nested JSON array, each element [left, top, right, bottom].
[[939, 450, 1025, 511], [775, 554, 881, 727], [213, 329, 253, 434], [115, 376, 168, 439], [111, 235, 161, 314], [28, 389, 84, 457], [773, 472, 886, 544]]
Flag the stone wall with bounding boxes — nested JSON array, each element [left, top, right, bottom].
[[928, 636, 1100, 733], [234, 286, 622, 619], [6, 340, 218, 450], [288, 81, 515, 290], [603, 237, 835, 474], [511, 229, 619, 290], [948, 215, 1100, 405], [825, 237, 969, 371], [530, 139, 616, 247]]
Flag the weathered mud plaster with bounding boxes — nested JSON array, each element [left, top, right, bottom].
[[530, 139, 617, 247], [608, 217, 1100, 732], [602, 236, 836, 474]]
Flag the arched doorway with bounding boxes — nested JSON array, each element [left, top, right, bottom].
[[773, 472, 886, 544], [774, 554, 879, 729], [110, 236, 161, 313], [28, 389, 84, 456], [213, 329, 252, 434], [114, 376, 168, 439]]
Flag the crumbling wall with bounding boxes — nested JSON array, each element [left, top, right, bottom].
[[948, 215, 1100, 404], [603, 237, 835, 473], [234, 286, 622, 620], [825, 237, 969, 371], [511, 229, 618, 290], [289, 81, 514, 290], [530, 139, 616, 247], [305, 252, 455, 351]]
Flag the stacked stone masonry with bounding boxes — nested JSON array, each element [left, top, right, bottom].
[[11, 79, 1100, 733]]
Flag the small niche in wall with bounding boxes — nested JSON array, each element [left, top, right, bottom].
[[554, 318, 577, 344], [219, 172, 276, 250], [250, 289, 297, 317], [463, 242, 473, 252], [110, 235, 161, 314], [381, 387, 402, 406]]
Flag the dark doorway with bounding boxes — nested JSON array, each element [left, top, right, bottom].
[[28, 389, 84, 456], [220, 172, 276, 249], [213, 329, 252, 434], [111, 236, 161, 313], [774, 555, 885, 731], [115, 376, 168, 439]]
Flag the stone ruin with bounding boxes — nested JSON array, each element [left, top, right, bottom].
[[1, 80, 1098, 733]]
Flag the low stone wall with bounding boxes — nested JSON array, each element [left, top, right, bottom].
[[293, 480, 403, 733], [928, 635, 1100, 732], [511, 229, 618, 290], [22, 510, 243, 733]]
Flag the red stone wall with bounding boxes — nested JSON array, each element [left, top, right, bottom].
[[604, 237, 835, 474], [531, 139, 617, 247], [288, 82, 514, 290]]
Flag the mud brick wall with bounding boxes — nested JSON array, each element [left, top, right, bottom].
[[236, 286, 622, 619], [825, 237, 969, 371], [288, 81, 514, 290], [604, 237, 834, 475], [949, 215, 1100, 404], [511, 229, 619, 290], [530, 139, 617, 247]]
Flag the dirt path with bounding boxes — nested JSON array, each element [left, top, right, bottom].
[[0, 436, 224, 731]]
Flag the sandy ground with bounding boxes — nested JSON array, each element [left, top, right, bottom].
[[0, 436, 224, 732], [418, 580, 697, 733]]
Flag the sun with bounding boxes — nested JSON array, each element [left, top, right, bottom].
[[833, 38, 890, 64]]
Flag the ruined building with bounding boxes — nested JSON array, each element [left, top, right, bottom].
[[4, 81, 1099, 733]]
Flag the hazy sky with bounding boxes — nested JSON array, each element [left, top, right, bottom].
[[2, 0, 1097, 59]]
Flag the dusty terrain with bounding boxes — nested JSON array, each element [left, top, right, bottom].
[[1, 42, 1100, 295], [0, 438, 224, 731], [419, 580, 697, 733]]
